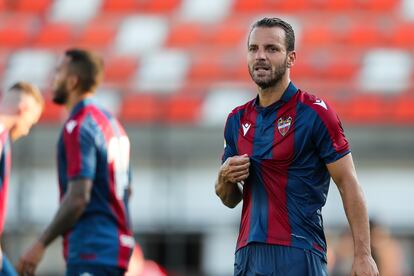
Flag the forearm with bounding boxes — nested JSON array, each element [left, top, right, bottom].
[[339, 181, 371, 257], [39, 196, 86, 247], [215, 177, 242, 208]]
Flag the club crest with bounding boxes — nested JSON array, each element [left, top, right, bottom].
[[277, 117, 292, 136]]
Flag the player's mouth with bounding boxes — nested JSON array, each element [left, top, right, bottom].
[[254, 65, 271, 73]]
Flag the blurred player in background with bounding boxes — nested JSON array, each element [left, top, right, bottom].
[[0, 82, 43, 276], [17, 49, 134, 276], [215, 17, 379, 275]]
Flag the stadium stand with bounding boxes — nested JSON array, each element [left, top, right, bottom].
[[0, 0, 413, 125]]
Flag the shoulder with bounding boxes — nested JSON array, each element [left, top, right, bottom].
[[227, 98, 255, 120], [296, 90, 340, 122]]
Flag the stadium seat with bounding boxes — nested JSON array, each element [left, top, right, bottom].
[[390, 23, 414, 48], [15, 0, 52, 14], [393, 94, 414, 123], [133, 50, 190, 93], [347, 95, 387, 124], [104, 56, 138, 84], [209, 24, 246, 48], [165, 23, 204, 48], [50, 0, 101, 24], [232, 0, 267, 13], [3, 50, 56, 90], [102, 0, 138, 13], [179, 0, 233, 23], [76, 20, 117, 49], [114, 15, 168, 56], [346, 24, 384, 47], [33, 22, 73, 48], [0, 15, 34, 48], [355, 0, 397, 11], [144, 0, 181, 13], [164, 94, 202, 124], [119, 94, 161, 123]]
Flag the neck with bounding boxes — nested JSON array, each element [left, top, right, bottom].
[[65, 91, 94, 112], [257, 76, 290, 107]]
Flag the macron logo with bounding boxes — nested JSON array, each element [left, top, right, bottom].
[[242, 123, 251, 136], [313, 99, 328, 110], [65, 120, 77, 134]]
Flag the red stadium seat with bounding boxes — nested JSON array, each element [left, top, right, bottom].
[[165, 23, 204, 48], [119, 94, 161, 123], [301, 24, 334, 47], [390, 23, 414, 49], [209, 24, 246, 48], [33, 22, 73, 48], [347, 95, 387, 123], [393, 94, 414, 123], [102, 0, 138, 13], [164, 94, 202, 124], [355, 0, 397, 11], [144, 0, 181, 13], [0, 0, 6, 11], [313, 0, 354, 11], [15, 0, 52, 14], [104, 56, 138, 84], [233, 0, 267, 13], [346, 24, 384, 47], [76, 21, 117, 50], [0, 15, 33, 48]]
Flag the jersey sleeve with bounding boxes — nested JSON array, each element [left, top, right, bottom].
[[63, 119, 96, 180], [222, 113, 237, 163], [311, 101, 351, 164]]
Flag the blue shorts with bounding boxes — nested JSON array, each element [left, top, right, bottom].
[[66, 264, 125, 276], [1, 255, 17, 276], [234, 243, 327, 276]]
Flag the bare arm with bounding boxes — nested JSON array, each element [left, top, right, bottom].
[[327, 153, 378, 276], [215, 154, 250, 208], [17, 179, 92, 275], [39, 178, 92, 246]]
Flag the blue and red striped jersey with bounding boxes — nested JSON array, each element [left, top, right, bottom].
[[57, 99, 134, 269], [222, 82, 350, 260], [0, 124, 11, 235]]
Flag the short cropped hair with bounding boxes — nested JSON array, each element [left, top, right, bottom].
[[65, 49, 104, 93], [9, 81, 44, 110], [250, 17, 295, 51]]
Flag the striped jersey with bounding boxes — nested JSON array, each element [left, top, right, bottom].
[[222, 82, 350, 260], [0, 124, 10, 235], [57, 98, 134, 269]]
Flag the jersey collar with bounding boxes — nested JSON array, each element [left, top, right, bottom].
[[253, 82, 298, 110]]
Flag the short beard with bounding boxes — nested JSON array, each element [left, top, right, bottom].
[[52, 83, 68, 105], [249, 58, 288, 90]]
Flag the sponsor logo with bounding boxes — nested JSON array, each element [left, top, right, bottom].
[[313, 99, 328, 110], [242, 123, 251, 136], [277, 117, 292, 136]]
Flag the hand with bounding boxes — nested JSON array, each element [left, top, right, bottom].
[[219, 154, 250, 184], [351, 254, 379, 276], [16, 240, 46, 276]]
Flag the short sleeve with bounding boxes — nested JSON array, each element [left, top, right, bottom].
[[311, 102, 350, 164], [63, 118, 96, 180], [222, 113, 237, 163]]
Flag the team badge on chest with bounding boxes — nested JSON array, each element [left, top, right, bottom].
[[277, 117, 292, 136]]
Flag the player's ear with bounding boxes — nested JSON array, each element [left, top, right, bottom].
[[67, 75, 79, 91], [287, 51, 296, 68]]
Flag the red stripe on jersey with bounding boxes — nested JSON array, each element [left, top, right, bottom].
[[63, 116, 87, 178], [88, 106, 133, 269], [300, 92, 349, 155], [264, 96, 297, 245], [236, 103, 257, 248]]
